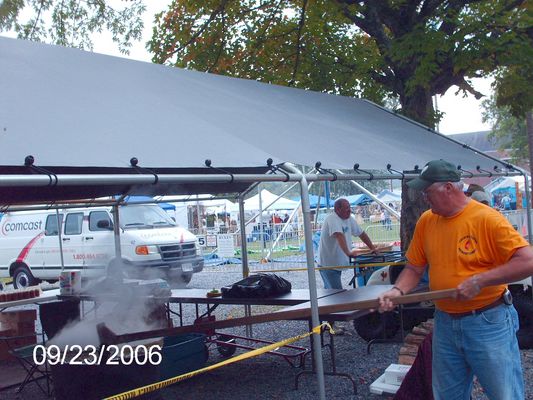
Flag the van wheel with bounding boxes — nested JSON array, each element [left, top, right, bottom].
[[171, 272, 193, 289], [181, 272, 193, 285], [13, 266, 38, 289]]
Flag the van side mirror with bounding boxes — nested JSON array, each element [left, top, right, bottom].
[[97, 220, 113, 230]]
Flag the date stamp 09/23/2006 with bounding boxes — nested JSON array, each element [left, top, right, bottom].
[[33, 344, 163, 366]]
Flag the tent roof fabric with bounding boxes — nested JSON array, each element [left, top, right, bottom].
[[0, 37, 513, 204]]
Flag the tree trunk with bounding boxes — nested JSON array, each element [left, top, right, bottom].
[[400, 88, 435, 127], [400, 178, 429, 252], [399, 91, 434, 251]]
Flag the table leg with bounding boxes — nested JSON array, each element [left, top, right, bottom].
[[295, 320, 357, 394]]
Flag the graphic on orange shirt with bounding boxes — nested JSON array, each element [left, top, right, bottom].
[[458, 235, 478, 255]]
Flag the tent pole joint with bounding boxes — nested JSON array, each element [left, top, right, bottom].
[[315, 161, 338, 181], [353, 163, 374, 180], [386, 164, 405, 179], [205, 160, 234, 183], [266, 158, 290, 182]]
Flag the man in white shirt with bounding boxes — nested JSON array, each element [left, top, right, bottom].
[[318, 198, 377, 289]]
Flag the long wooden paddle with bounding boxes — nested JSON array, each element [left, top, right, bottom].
[[97, 288, 456, 345]]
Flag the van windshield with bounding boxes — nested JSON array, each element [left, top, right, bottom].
[[119, 205, 176, 229]]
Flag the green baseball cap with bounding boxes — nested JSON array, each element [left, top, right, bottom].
[[407, 160, 461, 190]]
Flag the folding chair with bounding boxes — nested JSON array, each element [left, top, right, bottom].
[[0, 300, 80, 396], [1, 332, 51, 396]]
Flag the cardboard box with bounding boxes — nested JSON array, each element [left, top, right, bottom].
[[370, 373, 400, 395], [383, 363, 411, 385]]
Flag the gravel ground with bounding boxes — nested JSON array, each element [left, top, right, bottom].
[[2, 265, 533, 399]]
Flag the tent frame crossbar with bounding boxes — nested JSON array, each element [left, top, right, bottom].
[[0, 170, 519, 188]]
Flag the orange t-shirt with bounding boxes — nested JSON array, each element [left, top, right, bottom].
[[406, 200, 528, 313]]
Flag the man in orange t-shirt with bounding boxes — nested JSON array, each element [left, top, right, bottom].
[[378, 159, 533, 400]]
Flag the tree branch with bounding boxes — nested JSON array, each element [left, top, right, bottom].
[[335, 1, 391, 54], [28, 0, 46, 40], [455, 77, 485, 99], [288, 0, 308, 87], [419, 0, 446, 20], [207, 11, 226, 73], [168, 0, 229, 58]]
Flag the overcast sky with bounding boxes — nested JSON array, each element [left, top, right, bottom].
[[6, 0, 493, 135], [90, 1, 492, 136]]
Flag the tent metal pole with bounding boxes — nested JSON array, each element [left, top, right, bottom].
[[325, 181, 331, 211], [263, 178, 316, 261], [314, 181, 323, 226], [196, 195, 202, 234], [0, 171, 519, 188], [285, 164, 326, 400], [111, 204, 122, 269], [238, 182, 301, 233], [521, 171, 532, 245], [238, 194, 253, 338], [56, 209, 65, 270], [240, 181, 261, 199], [238, 195, 250, 278], [258, 184, 265, 261], [335, 170, 399, 218]]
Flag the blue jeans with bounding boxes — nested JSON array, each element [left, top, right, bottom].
[[319, 268, 343, 289], [432, 304, 524, 400]]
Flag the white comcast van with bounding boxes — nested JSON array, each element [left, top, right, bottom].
[[0, 204, 204, 289]]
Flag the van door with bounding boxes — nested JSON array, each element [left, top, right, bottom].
[[83, 210, 114, 277], [62, 212, 85, 270], [37, 213, 64, 279]]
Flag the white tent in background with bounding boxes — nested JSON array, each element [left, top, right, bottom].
[[229, 189, 300, 212], [200, 198, 236, 211], [377, 189, 402, 203]]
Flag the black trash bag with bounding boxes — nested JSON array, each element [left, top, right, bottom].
[[221, 273, 291, 298]]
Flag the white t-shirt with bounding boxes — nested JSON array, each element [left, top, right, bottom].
[[318, 212, 363, 268]]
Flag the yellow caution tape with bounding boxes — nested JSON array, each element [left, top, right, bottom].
[[253, 261, 406, 274], [104, 323, 329, 400]]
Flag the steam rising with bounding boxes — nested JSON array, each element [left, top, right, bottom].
[[50, 260, 172, 347]]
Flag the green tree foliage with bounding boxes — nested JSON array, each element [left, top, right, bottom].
[[149, 0, 530, 128], [0, 0, 146, 54], [149, 0, 530, 248], [482, 95, 528, 166], [492, 50, 533, 182]]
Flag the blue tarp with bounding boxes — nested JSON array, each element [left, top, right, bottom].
[[292, 195, 333, 209], [345, 194, 373, 206], [121, 195, 176, 211], [293, 193, 373, 208]]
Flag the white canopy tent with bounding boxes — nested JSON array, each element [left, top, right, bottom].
[[377, 189, 402, 203], [0, 37, 514, 181], [1, 37, 528, 400], [228, 189, 300, 212]]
